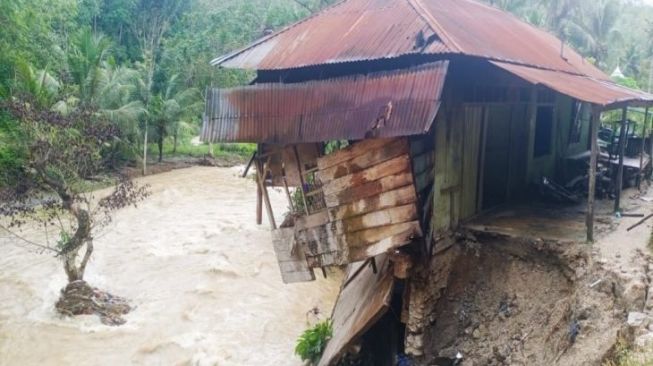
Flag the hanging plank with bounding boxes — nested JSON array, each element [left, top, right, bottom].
[[318, 255, 394, 366], [272, 228, 315, 284]]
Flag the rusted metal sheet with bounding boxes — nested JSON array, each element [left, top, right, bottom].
[[491, 61, 653, 108], [212, 0, 449, 70], [318, 255, 394, 366], [201, 62, 447, 144], [213, 0, 606, 81]]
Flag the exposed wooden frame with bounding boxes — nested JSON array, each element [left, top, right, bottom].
[[614, 107, 628, 213], [255, 158, 277, 229], [587, 105, 601, 242]]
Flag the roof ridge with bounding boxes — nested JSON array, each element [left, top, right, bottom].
[[211, 0, 351, 66], [405, 0, 461, 53]]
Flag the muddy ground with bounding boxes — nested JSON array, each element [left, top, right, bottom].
[[411, 187, 653, 366]]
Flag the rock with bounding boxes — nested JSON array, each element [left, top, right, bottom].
[[627, 312, 648, 328], [473, 328, 481, 339], [623, 281, 648, 310]]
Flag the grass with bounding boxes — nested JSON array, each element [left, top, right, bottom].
[[604, 339, 653, 366], [295, 319, 333, 365], [146, 140, 256, 159]]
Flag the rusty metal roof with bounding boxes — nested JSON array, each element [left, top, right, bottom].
[[201, 61, 448, 143], [212, 0, 607, 80], [492, 61, 653, 108]]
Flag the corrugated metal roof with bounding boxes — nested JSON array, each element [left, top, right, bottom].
[[213, 0, 449, 70], [492, 61, 653, 108], [201, 61, 448, 143], [212, 0, 606, 81]]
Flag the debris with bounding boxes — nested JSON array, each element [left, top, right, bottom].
[[627, 213, 653, 231], [55, 280, 130, 326], [568, 319, 580, 344], [627, 312, 648, 328]]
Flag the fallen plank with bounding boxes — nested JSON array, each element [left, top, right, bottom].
[[272, 228, 315, 284]]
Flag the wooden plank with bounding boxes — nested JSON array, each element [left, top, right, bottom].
[[322, 155, 411, 196], [255, 160, 277, 229], [317, 138, 395, 171], [317, 138, 409, 183], [324, 171, 413, 207], [318, 255, 394, 366], [294, 210, 330, 231], [340, 204, 417, 234], [328, 185, 417, 221], [345, 221, 421, 249], [272, 228, 315, 284], [347, 222, 421, 261]]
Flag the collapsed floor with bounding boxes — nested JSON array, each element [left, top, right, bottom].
[[404, 231, 653, 366]]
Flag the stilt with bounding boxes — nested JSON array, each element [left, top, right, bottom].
[[639, 107, 649, 190], [615, 107, 628, 213], [587, 106, 601, 242], [255, 159, 277, 229], [256, 183, 263, 225]]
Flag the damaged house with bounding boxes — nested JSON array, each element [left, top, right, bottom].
[[202, 0, 653, 364]]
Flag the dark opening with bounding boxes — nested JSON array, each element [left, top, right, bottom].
[[569, 101, 582, 144], [533, 106, 554, 157]]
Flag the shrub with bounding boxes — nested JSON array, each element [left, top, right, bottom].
[[295, 319, 333, 365]]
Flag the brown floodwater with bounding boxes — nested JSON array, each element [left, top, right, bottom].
[[0, 166, 341, 366]]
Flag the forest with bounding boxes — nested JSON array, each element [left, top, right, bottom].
[[0, 0, 652, 184]]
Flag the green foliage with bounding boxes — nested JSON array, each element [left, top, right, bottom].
[[603, 338, 653, 366], [295, 319, 333, 365]]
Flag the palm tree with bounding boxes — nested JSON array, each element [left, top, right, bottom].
[[149, 74, 201, 162], [567, 0, 622, 68]]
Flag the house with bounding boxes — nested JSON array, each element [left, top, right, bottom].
[[202, 0, 653, 363]]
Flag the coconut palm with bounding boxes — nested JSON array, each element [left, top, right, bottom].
[[566, 0, 622, 68]]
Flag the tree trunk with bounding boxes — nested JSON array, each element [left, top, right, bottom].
[[158, 133, 163, 163], [143, 122, 148, 175], [62, 207, 92, 283], [173, 132, 178, 155]]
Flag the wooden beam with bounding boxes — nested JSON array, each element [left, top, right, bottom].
[[615, 107, 628, 213], [639, 107, 649, 190], [256, 184, 263, 225], [255, 159, 277, 229], [293, 145, 310, 215], [587, 106, 601, 242]]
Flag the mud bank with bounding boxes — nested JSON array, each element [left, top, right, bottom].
[[406, 233, 653, 366]]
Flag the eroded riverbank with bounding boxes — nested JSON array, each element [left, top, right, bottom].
[[0, 166, 341, 365]]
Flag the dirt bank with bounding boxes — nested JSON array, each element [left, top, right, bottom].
[[0, 166, 341, 365]]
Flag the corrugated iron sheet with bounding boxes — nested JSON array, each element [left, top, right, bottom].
[[201, 61, 448, 143], [212, 0, 449, 70], [213, 0, 606, 81], [491, 61, 653, 108]]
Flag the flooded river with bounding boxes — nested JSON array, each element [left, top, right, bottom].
[[0, 166, 341, 365]]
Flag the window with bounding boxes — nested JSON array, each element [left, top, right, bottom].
[[534, 106, 554, 157]]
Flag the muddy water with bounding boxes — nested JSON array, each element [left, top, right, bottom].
[[0, 166, 341, 366]]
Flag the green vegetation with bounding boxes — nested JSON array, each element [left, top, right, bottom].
[[604, 338, 653, 366], [295, 319, 333, 365]]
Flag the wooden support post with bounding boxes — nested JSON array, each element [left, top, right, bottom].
[[293, 146, 310, 214], [639, 107, 649, 190], [615, 107, 628, 213], [282, 175, 295, 213], [255, 159, 277, 230], [587, 106, 601, 243], [256, 183, 263, 225]]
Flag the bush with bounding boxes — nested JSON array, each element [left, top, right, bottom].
[[295, 319, 333, 365]]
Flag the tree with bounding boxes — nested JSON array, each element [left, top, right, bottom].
[[148, 75, 202, 162], [0, 100, 149, 324]]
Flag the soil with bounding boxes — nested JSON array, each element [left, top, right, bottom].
[[414, 185, 653, 366]]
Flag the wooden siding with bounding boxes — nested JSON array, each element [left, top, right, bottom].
[[296, 137, 421, 267], [272, 228, 316, 284]]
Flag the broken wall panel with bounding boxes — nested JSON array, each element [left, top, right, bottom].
[[296, 137, 422, 268], [272, 228, 316, 284], [318, 255, 394, 366]]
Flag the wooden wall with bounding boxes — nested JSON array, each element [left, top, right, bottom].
[[293, 137, 422, 268]]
